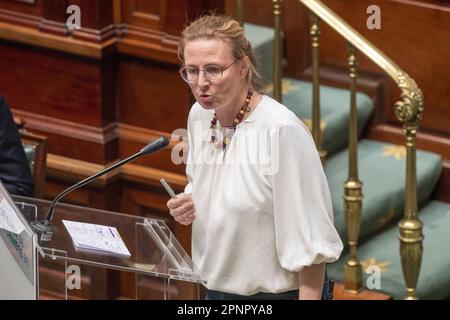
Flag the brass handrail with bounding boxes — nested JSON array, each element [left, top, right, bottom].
[[309, 13, 326, 163], [300, 0, 397, 79], [237, 0, 245, 27], [299, 0, 423, 120], [297, 0, 424, 299], [272, 0, 283, 102]]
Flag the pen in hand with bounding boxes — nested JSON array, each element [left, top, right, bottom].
[[160, 178, 177, 198], [164, 178, 195, 226]]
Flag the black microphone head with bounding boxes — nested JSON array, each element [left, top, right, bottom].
[[140, 136, 169, 155]]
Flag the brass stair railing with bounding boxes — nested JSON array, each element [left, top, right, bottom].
[[237, 0, 245, 27], [268, 0, 423, 299]]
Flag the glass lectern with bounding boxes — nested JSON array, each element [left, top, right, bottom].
[[0, 182, 205, 300]]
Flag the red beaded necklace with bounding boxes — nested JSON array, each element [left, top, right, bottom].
[[210, 89, 253, 150]]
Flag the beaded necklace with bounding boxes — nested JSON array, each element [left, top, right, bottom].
[[210, 89, 253, 150]]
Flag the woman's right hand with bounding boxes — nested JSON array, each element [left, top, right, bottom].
[[167, 193, 196, 225]]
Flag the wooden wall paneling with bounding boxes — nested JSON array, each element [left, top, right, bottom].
[[66, 0, 116, 43], [135, 276, 199, 300], [39, 264, 108, 300], [117, 55, 191, 131], [121, 183, 175, 232], [0, 0, 43, 22], [122, 0, 167, 30], [116, 0, 178, 63], [0, 0, 116, 57], [136, 277, 199, 300], [116, 0, 225, 63], [120, 139, 186, 175], [116, 54, 192, 178], [9, 113, 118, 164], [166, 0, 190, 35], [163, 0, 226, 38], [40, 0, 68, 36], [0, 1, 227, 61], [0, 40, 119, 163], [118, 124, 187, 176], [225, 0, 272, 27], [185, 0, 225, 21], [68, 0, 114, 30], [1, 43, 102, 126], [100, 55, 117, 125], [282, 0, 309, 78], [0, 21, 111, 58], [45, 174, 121, 211], [45, 177, 90, 206]]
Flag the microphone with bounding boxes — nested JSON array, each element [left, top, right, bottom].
[[31, 136, 169, 241]]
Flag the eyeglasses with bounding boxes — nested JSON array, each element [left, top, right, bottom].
[[179, 60, 238, 83]]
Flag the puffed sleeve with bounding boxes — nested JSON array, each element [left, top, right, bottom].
[[271, 121, 343, 272]]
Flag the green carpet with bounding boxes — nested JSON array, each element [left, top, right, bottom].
[[282, 79, 374, 156], [327, 200, 450, 300], [325, 139, 442, 242]]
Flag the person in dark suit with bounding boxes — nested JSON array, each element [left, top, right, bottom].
[[0, 96, 34, 196]]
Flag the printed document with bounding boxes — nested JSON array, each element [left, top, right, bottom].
[[63, 220, 131, 257]]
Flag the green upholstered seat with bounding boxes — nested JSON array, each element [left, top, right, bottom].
[[281, 79, 374, 157], [325, 139, 442, 242], [23, 143, 36, 176], [19, 129, 47, 198], [327, 201, 450, 300]]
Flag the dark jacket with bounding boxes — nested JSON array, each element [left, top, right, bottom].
[[0, 96, 34, 196]]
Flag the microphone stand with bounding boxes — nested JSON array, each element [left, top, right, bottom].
[[31, 136, 169, 241]]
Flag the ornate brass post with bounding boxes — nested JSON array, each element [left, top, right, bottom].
[[343, 44, 363, 292], [272, 0, 283, 102], [310, 13, 326, 163], [395, 72, 424, 300], [236, 0, 244, 27]]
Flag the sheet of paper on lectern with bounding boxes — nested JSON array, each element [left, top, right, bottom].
[[0, 199, 26, 234], [62, 220, 131, 257]]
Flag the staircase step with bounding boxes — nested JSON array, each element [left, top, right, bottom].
[[280, 79, 374, 156], [325, 139, 442, 241], [244, 23, 274, 86], [333, 282, 391, 300], [327, 200, 450, 299]]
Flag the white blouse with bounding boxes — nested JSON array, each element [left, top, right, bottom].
[[184, 95, 343, 295]]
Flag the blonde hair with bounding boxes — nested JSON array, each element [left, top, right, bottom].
[[178, 15, 263, 92]]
